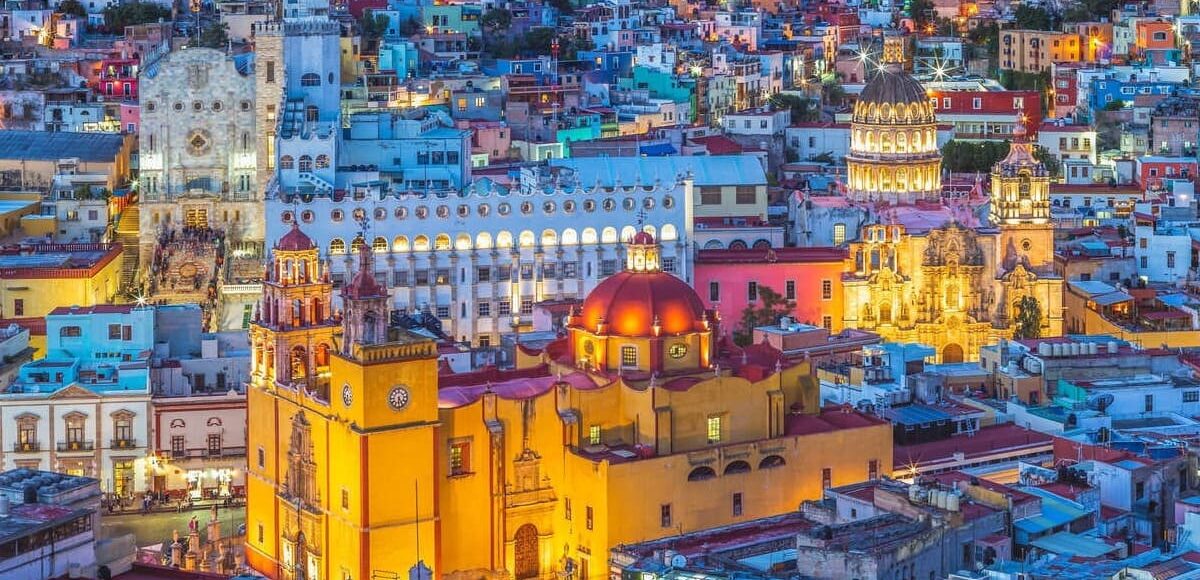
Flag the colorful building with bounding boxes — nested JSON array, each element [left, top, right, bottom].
[[1000, 30, 1082, 74], [0, 243, 124, 353], [245, 228, 893, 579], [694, 246, 847, 333]]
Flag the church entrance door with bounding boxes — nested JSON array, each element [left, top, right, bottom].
[[185, 208, 208, 229], [942, 343, 964, 363], [513, 524, 539, 579]]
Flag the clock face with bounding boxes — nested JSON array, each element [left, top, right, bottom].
[[387, 386, 411, 411], [669, 343, 688, 359], [342, 384, 353, 407]]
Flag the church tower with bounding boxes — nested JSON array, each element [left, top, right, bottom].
[[990, 121, 1054, 268]]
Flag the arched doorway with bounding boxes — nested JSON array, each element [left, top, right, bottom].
[[513, 524, 539, 579], [942, 343, 964, 363]]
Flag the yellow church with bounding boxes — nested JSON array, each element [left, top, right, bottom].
[[832, 47, 1063, 362], [245, 227, 893, 580]]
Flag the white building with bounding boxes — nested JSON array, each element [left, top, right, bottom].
[[1133, 221, 1195, 283]]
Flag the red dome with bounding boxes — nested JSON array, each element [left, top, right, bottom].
[[276, 223, 315, 252], [631, 231, 655, 245], [578, 271, 706, 337]]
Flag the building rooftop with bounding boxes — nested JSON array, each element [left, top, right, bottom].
[[549, 155, 767, 187], [0, 130, 128, 162], [894, 424, 1054, 472]]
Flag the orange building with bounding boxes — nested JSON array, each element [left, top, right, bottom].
[[999, 30, 1082, 73], [245, 229, 893, 580], [1134, 19, 1175, 56]]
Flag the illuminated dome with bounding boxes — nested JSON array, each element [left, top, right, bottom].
[[851, 67, 936, 125], [577, 233, 707, 337], [276, 223, 315, 252], [579, 271, 706, 337]]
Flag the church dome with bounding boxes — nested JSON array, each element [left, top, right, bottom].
[[577, 233, 707, 337], [579, 271, 707, 337], [276, 223, 315, 252], [852, 67, 935, 125]]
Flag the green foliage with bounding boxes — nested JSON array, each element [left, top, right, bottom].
[[399, 16, 421, 36], [968, 22, 1000, 61], [909, 0, 935, 28], [480, 8, 512, 33], [1033, 145, 1061, 177], [736, 286, 791, 347], [102, 2, 170, 33], [546, 0, 574, 15], [1013, 5, 1054, 31], [482, 26, 591, 60], [360, 11, 389, 43], [1012, 296, 1043, 339], [1102, 100, 1125, 111], [821, 79, 846, 107], [769, 93, 819, 124], [942, 140, 1011, 173], [58, 0, 87, 18], [196, 22, 229, 49], [1063, 0, 1120, 23]]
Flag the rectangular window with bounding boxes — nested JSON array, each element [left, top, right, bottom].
[[822, 315, 832, 330], [106, 324, 121, 340], [122, 325, 132, 340], [620, 345, 637, 367], [449, 440, 470, 475], [706, 415, 722, 444], [1168, 252, 1176, 268], [1145, 394, 1154, 413], [1184, 391, 1199, 403], [257, 523, 264, 544], [476, 267, 491, 283], [972, 97, 982, 109], [1136, 481, 1145, 499], [735, 186, 757, 204], [565, 497, 572, 520], [661, 504, 672, 528], [497, 265, 512, 281], [257, 446, 265, 468], [520, 263, 534, 280], [869, 459, 879, 480], [520, 299, 533, 315], [748, 281, 758, 302], [1140, 256, 1148, 268], [699, 187, 722, 205], [477, 302, 491, 317], [415, 270, 429, 285], [586, 506, 593, 530], [13, 299, 23, 317], [542, 263, 556, 279], [732, 492, 743, 516], [172, 435, 185, 457], [822, 467, 832, 489], [266, 61, 275, 83], [588, 425, 601, 445], [563, 262, 578, 278], [662, 257, 676, 273], [498, 300, 512, 316], [832, 223, 846, 245], [709, 281, 720, 302], [600, 260, 618, 277], [821, 280, 833, 300], [785, 280, 795, 300], [207, 434, 222, 455]]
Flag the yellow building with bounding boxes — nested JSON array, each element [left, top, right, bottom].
[[839, 59, 1063, 362], [0, 242, 124, 353], [999, 30, 1082, 74], [246, 228, 893, 580]]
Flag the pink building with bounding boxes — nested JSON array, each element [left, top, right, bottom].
[[1136, 156, 1197, 190], [693, 246, 847, 335], [457, 119, 512, 163]]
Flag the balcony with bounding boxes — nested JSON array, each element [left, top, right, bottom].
[[58, 440, 95, 452], [12, 441, 40, 453], [111, 438, 137, 450], [169, 446, 247, 459]]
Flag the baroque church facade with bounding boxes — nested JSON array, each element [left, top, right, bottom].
[[245, 226, 893, 580], [798, 49, 1063, 362]]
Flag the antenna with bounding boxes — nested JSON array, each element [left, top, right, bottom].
[[635, 208, 647, 229]]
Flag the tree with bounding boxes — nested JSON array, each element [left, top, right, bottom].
[[1012, 296, 1042, 339], [359, 11, 389, 43], [736, 286, 791, 346], [103, 2, 170, 33], [196, 22, 229, 49], [769, 93, 819, 124], [1033, 145, 1061, 177], [58, 0, 87, 18], [480, 8, 512, 34], [909, 0, 935, 29], [1013, 5, 1054, 31]]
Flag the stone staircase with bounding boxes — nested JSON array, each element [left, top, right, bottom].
[[114, 205, 140, 295], [297, 171, 334, 194]]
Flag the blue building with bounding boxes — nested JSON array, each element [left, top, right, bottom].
[[577, 49, 634, 76], [1088, 79, 1177, 110]]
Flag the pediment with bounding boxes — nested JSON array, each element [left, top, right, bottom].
[[49, 384, 101, 400]]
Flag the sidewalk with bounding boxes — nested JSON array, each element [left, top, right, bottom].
[[104, 497, 244, 516]]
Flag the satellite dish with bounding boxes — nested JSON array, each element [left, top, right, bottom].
[[1087, 393, 1115, 413], [670, 555, 688, 568]]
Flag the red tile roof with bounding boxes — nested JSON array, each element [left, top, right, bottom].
[[784, 405, 889, 436], [894, 424, 1053, 471], [689, 135, 744, 155]]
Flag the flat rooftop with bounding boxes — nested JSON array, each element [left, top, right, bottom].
[[0, 130, 127, 162]]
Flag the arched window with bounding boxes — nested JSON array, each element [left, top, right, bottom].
[[315, 154, 330, 169], [413, 235, 431, 251], [519, 230, 536, 248], [620, 225, 637, 241], [305, 106, 318, 122], [724, 460, 751, 475], [329, 238, 346, 254], [350, 236, 366, 253], [703, 240, 724, 249], [752, 239, 771, 249], [759, 455, 786, 469], [434, 234, 452, 250], [475, 232, 493, 249], [661, 223, 678, 241], [561, 229, 578, 245], [541, 229, 558, 247], [601, 227, 618, 244], [300, 73, 320, 87], [455, 234, 472, 250], [372, 236, 388, 253], [496, 231, 513, 248], [298, 156, 313, 172], [393, 236, 409, 252], [580, 228, 598, 244], [728, 240, 747, 250], [687, 466, 717, 481], [280, 155, 294, 169]]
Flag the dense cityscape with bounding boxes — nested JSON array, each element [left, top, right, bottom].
[[0, 0, 1199, 578]]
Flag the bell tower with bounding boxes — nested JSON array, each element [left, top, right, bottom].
[[990, 121, 1053, 268]]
